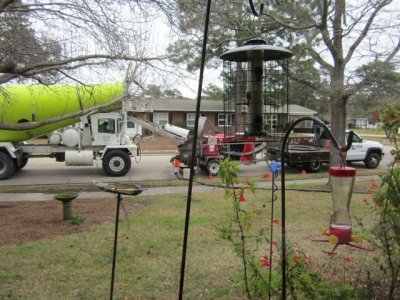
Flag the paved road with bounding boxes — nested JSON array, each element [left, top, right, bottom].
[[0, 145, 394, 187], [0, 153, 274, 186], [0, 143, 394, 202]]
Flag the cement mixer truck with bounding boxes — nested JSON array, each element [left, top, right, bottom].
[[0, 83, 140, 180]]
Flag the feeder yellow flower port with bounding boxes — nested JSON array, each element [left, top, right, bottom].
[[351, 234, 364, 244]]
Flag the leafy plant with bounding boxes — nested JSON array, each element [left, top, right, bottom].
[[218, 158, 356, 299], [70, 214, 85, 225], [371, 144, 400, 299], [219, 158, 275, 298], [377, 103, 400, 143]]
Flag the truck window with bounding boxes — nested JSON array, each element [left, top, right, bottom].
[[346, 132, 362, 143], [98, 118, 115, 134]]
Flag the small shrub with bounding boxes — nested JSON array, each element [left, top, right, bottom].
[[70, 214, 85, 225]]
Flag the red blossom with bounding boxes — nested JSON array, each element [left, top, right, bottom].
[[367, 180, 379, 194], [374, 111, 381, 117], [260, 258, 270, 267], [239, 193, 247, 202], [294, 255, 302, 262], [273, 219, 280, 225], [370, 180, 379, 189], [262, 173, 272, 179], [343, 256, 353, 263]]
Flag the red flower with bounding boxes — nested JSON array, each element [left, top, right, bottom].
[[374, 111, 381, 117], [370, 180, 379, 189], [343, 256, 353, 263], [273, 219, 280, 225], [260, 258, 270, 267], [207, 175, 212, 181], [367, 180, 379, 194], [262, 173, 272, 179], [271, 240, 278, 246], [374, 200, 383, 207], [239, 193, 247, 202]]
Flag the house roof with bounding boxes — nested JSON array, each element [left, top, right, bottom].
[[149, 98, 317, 115]]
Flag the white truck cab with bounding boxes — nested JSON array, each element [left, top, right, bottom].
[[345, 131, 385, 168]]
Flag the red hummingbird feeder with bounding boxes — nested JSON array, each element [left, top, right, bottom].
[[311, 160, 374, 254], [328, 166, 356, 244]]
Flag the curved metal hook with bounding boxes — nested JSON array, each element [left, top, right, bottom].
[[248, 0, 264, 17]]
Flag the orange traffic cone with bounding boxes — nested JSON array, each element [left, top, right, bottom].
[[301, 169, 307, 175]]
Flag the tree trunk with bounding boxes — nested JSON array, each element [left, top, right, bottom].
[[329, 68, 347, 167]]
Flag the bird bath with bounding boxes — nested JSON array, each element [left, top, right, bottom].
[[54, 192, 79, 221]]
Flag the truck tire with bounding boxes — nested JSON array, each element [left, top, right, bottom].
[[207, 160, 220, 176], [364, 152, 380, 169], [0, 152, 16, 180], [102, 150, 131, 176], [305, 161, 322, 173]]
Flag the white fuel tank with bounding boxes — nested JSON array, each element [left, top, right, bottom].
[[48, 132, 62, 145], [62, 128, 80, 147], [65, 150, 93, 166]]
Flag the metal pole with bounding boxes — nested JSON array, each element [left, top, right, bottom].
[[110, 193, 122, 300], [178, 1, 212, 299]]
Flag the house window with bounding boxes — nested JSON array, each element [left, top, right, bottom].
[[217, 113, 235, 127], [187, 113, 196, 127], [153, 112, 169, 125]]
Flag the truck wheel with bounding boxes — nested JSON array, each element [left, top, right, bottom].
[[207, 160, 220, 176], [364, 152, 380, 169], [0, 152, 16, 180], [305, 161, 322, 173], [102, 150, 131, 176]]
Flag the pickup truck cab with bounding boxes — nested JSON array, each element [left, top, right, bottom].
[[345, 131, 385, 169], [318, 130, 385, 169], [266, 130, 385, 173]]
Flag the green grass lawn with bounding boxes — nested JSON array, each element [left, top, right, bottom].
[[0, 184, 382, 299]]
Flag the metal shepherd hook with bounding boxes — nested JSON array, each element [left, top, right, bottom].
[[280, 117, 354, 299]]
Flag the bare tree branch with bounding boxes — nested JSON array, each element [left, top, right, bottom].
[[0, 53, 171, 85], [0, 0, 14, 13], [345, 0, 393, 63]]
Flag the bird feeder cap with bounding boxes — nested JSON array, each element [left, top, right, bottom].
[[329, 167, 356, 177], [220, 39, 293, 62]]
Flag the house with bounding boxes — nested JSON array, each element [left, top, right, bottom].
[[126, 98, 318, 136]]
